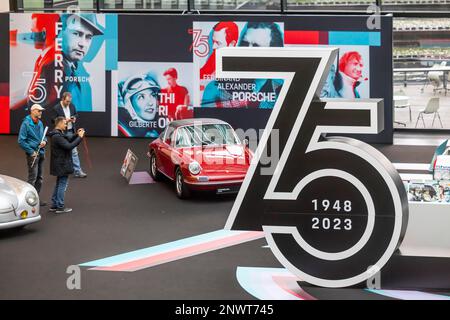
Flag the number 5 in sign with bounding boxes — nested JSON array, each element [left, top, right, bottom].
[[218, 47, 409, 288], [23, 72, 47, 104]]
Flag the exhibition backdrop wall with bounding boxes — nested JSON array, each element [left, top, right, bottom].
[[0, 13, 393, 143]]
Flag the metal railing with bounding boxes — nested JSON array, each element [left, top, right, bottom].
[[10, 0, 450, 14]]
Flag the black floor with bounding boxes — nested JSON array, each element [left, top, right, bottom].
[[0, 134, 443, 300]]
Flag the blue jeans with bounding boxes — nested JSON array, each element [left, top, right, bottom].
[[51, 175, 69, 209], [72, 147, 82, 174]]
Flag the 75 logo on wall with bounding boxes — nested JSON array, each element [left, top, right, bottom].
[[217, 47, 409, 288], [189, 28, 210, 58]]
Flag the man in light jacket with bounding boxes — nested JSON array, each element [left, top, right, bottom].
[[51, 92, 87, 178]]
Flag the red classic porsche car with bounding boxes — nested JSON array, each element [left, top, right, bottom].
[[148, 119, 253, 199]]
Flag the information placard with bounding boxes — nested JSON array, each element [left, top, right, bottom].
[[121, 149, 138, 182]]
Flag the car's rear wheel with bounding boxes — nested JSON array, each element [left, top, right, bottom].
[[149, 152, 163, 181], [175, 168, 191, 199]]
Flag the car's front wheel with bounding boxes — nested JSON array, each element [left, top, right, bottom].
[[175, 168, 191, 199], [149, 152, 163, 181]]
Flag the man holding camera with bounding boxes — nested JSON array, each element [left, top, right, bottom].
[[49, 117, 85, 214], [51, 92, 87, 178]]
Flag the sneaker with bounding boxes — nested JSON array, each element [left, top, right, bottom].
[[49, 207, 57, 212], [74, 171, 87, 178], [55, 207, 73, 214], [40, 201, 47, 207]]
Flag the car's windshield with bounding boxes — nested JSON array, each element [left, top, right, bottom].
[[176, 124, 240, 148]]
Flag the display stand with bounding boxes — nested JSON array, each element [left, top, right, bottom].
[[381, 202, 450, 290]]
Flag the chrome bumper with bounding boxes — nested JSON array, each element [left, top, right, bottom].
[[0, 216, 41, 230]]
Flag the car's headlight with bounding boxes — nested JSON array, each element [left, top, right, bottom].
[[188, 161, 202, 175], [25, 191, 39, 207]]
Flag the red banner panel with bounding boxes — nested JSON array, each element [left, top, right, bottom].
[[285, 31, 320, 45], [284, 30, 330, 45], [0, 95, 10, 134]]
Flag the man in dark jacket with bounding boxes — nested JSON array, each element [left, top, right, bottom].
[[49, 116, 85, 213], [18, 104, 47, 206], [50, 92, 87, 178]]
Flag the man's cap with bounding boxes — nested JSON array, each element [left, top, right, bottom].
[[30, 104, 45, 111], [63, 14, 104, 36]]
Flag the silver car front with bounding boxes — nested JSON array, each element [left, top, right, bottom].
[[0, 175, 41, 230]]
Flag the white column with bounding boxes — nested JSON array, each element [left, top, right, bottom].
[[0, 1, 9, 11]]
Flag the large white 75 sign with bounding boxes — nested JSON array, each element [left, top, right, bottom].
[[217, 47, 409, 288]]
